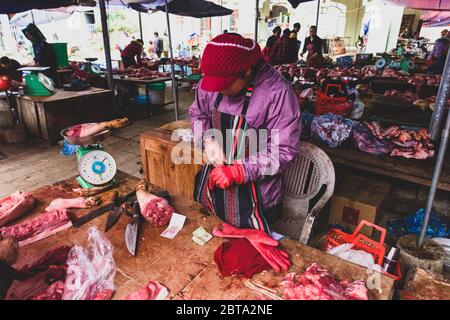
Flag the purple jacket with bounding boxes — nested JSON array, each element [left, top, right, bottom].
[[189, 60, 302, 210]]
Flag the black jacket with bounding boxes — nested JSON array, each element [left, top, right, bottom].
[[0, 261, 16, 300], [302, 35, 323, 56]]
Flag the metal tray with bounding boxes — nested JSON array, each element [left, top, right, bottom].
[[60, 124, 111, 146]]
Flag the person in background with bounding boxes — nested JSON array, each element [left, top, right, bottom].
[[0, 237, 19, 300], [154, 32, 163, 58], [22, 23, 57, 82], [146, 40, 156, 59], [0, 56, 23, 83], [189, 33, 301, 233], [270, 28, 294, 65], [120, 39, 144, 68], [427, 30, 450, 74], [262, 26, 281, 63], [301, 25, 323, 58], [162, 32, 170, 58], [290, 23, 302, 62]]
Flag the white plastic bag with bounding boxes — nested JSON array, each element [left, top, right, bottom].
[[327, 243, 383, 272], [62, 227, 116, 300]]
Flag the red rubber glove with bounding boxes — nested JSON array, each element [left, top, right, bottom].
[[213, 223, 292, 273], [208, 164, 245, 190]]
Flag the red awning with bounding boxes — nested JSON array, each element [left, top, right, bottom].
[[388, 0, 450, 11]]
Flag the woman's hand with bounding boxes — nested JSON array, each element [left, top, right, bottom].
[[204, 138, 225, 167]]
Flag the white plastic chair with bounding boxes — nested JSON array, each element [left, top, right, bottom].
[[271, 141, 335, 244]]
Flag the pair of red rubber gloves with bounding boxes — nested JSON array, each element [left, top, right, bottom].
[[208, 164, 245, 190], [213, 223, 292, 273]]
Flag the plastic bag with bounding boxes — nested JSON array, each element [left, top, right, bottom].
[[62, 227, 116, 300], [352, 123, 392, 155], [386, 208, 449, 239], [327, 243, 383, 272], [311, 113, 353, 148]]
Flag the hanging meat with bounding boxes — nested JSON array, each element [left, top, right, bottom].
[[282, 263, 368, 300], [136, 181, 174, 227], [0, 191, 35, 227], [65, 118, 128, 138], [45, 197, 100, 212], [0, 210, 71, 246]]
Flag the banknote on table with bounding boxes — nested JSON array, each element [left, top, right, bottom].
[[192, 226, 213, 245], [161, 213, 186, 239]]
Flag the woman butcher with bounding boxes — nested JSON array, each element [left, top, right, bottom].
[[190, 33, 301, 233]]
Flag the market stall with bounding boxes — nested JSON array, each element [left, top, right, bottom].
[[15, 87, 114, 145], [4, 171, 395, 300]]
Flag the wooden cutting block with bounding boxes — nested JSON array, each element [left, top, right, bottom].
[[140, 123, 204, 199]]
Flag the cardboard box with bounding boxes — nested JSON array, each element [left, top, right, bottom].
[[329, 175, 391, 236]]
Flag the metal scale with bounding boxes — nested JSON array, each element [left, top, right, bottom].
[[61, 126, 117, 189], [81, 58, 102, 75]]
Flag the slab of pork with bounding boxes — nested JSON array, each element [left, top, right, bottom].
[[122, 281, 169, 300], [0, 210, 71, 247], [66, 118, 128, 138], [0, 191, 35, 227]]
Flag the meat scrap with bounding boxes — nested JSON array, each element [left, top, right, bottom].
[[31, 281, 65, 300], [17, 245, 71, 279], [0, 210, 71, 246], [45, 197, 100, 212], [282, 263, 368, 300], [365, 122, 434, 160], [122, 281, 169, 300], [0, 191, 35, 227], [136, 182, 173, 227]]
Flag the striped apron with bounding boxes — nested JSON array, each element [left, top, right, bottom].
[[194, 83, 270, 233]]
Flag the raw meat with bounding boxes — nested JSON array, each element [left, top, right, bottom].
[[45, 197, 99, 212], [352, 124, 392, 155], [122, 281, 169, 300], [17, 246, 71, 279], [282, 263, 368, 300], [62, 227, 115, 300], [0, 191, 35, 227], [137, 184, 174, 227], [365, 122, 434, 160], [31, 281, 65, 300], [66, 118, 128, 138], [383, 90, 418, 104], [0, 210, 71, 246]]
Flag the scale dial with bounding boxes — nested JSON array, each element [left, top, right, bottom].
[[78, 150, 117, 185]]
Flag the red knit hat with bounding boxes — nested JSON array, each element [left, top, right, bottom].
[[200, 34, 261, 92]]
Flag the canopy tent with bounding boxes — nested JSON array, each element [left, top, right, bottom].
[[112, 0, 232, 120], [9, 9, 72, 27], [387, 0, 450, 11], [421, 10, 450, 27]]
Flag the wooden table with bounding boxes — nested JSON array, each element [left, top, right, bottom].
[[6, 171, 395, 300], [304, 136, 450, 192], [16, 87, 114, 145]]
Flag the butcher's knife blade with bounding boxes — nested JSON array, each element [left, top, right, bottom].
[[125, 202, 140, 256], [70, 190, 135, 228], [104, 192, 124, 232]]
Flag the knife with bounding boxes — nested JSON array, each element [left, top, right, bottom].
[[104, 192, 124, 232], [69, 190, 135, 228], [125, 202, 140, 256]]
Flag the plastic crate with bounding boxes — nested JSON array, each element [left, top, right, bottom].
[[315, 84, 352, 116], [324, 220, 402, 281]]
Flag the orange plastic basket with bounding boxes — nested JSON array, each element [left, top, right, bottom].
[[324, 220, 402, 281]]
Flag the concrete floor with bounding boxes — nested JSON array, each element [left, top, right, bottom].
[[0, 85, 194, 198]]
